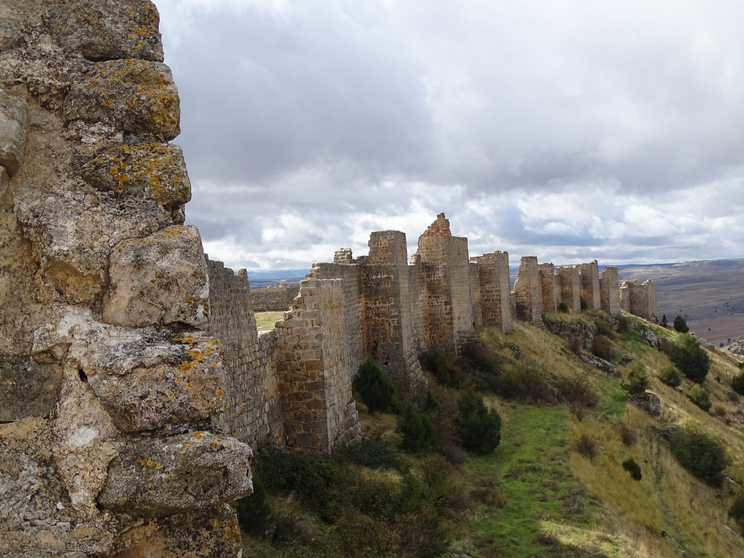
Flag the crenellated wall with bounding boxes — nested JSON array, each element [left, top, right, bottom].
[[205, 217, 644, 456]]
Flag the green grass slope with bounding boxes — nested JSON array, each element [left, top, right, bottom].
[[236, 311, 744, 558]]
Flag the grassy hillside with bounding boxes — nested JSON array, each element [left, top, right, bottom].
[[236, 312, 744, 558]]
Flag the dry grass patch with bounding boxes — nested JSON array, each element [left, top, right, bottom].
[[254, 311, 284, 332], [571, 405, 744, 557]]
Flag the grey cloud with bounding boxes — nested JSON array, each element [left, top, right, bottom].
[[154, 0, 744, 269]]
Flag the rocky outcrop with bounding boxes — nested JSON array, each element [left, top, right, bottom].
[[0, 1, 251, 556], [579, 353, 615, 375], [642, 330, 660, 350], [628, 392, 661, 419], [543, 318, 597, 352], [103, 226, 209, 328]]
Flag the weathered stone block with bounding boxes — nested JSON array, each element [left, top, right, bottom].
[[83, 142, 191, 222], [87, 333, 227, 432], [0, 17, 25, 52], [0, 89, 29, 176], [0, 355, 62, 421], [98, 432, 252, 515], [63, 59, 180, 140], [33, 307, 227, 432], [103, 225, 209, 328], [579, 353, 615, 374], [14, 187, 172, 304], [45, 0, 164, 62]]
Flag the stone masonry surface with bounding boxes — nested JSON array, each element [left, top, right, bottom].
[[0, 2, 250, 556]]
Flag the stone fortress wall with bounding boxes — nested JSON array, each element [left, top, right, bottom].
[[207, 213, 658, 458], [0, 2, 659, 556]]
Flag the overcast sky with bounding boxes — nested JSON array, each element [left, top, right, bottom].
[[154, 0, 744, 270]]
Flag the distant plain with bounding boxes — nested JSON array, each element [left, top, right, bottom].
[[619, 259, 744, 347]]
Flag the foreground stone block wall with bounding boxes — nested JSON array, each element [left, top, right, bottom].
[[0, 2, 252, 556]]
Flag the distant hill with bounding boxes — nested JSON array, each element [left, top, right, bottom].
[[619, 259, 744, 346], [247, 269, 309, 289]]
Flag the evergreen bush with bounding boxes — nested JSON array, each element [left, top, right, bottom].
[[595, 319, 614, 338], [687, 384, 712, 411], [669, 334, 710, 384], [353, 359, 395, 413], [333, 430, 401, 469], [235, 475, 274, 538], [580, 296, 588, 311], [731, 372, 744, 396], [622, 458, 642, 481], [419, 350, 460, 387], [669, 427, 730, 487], [255, 448, 340, 521], [458, 340, 501, 392], [557, 301, 569, 313], [673, 315, 689, 333], [456, 390, 501, 455], [622, 365, 650, 395], [661, 314, 668, 328], [397, 400, 436, 453], [658, 365, 682, 388]]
